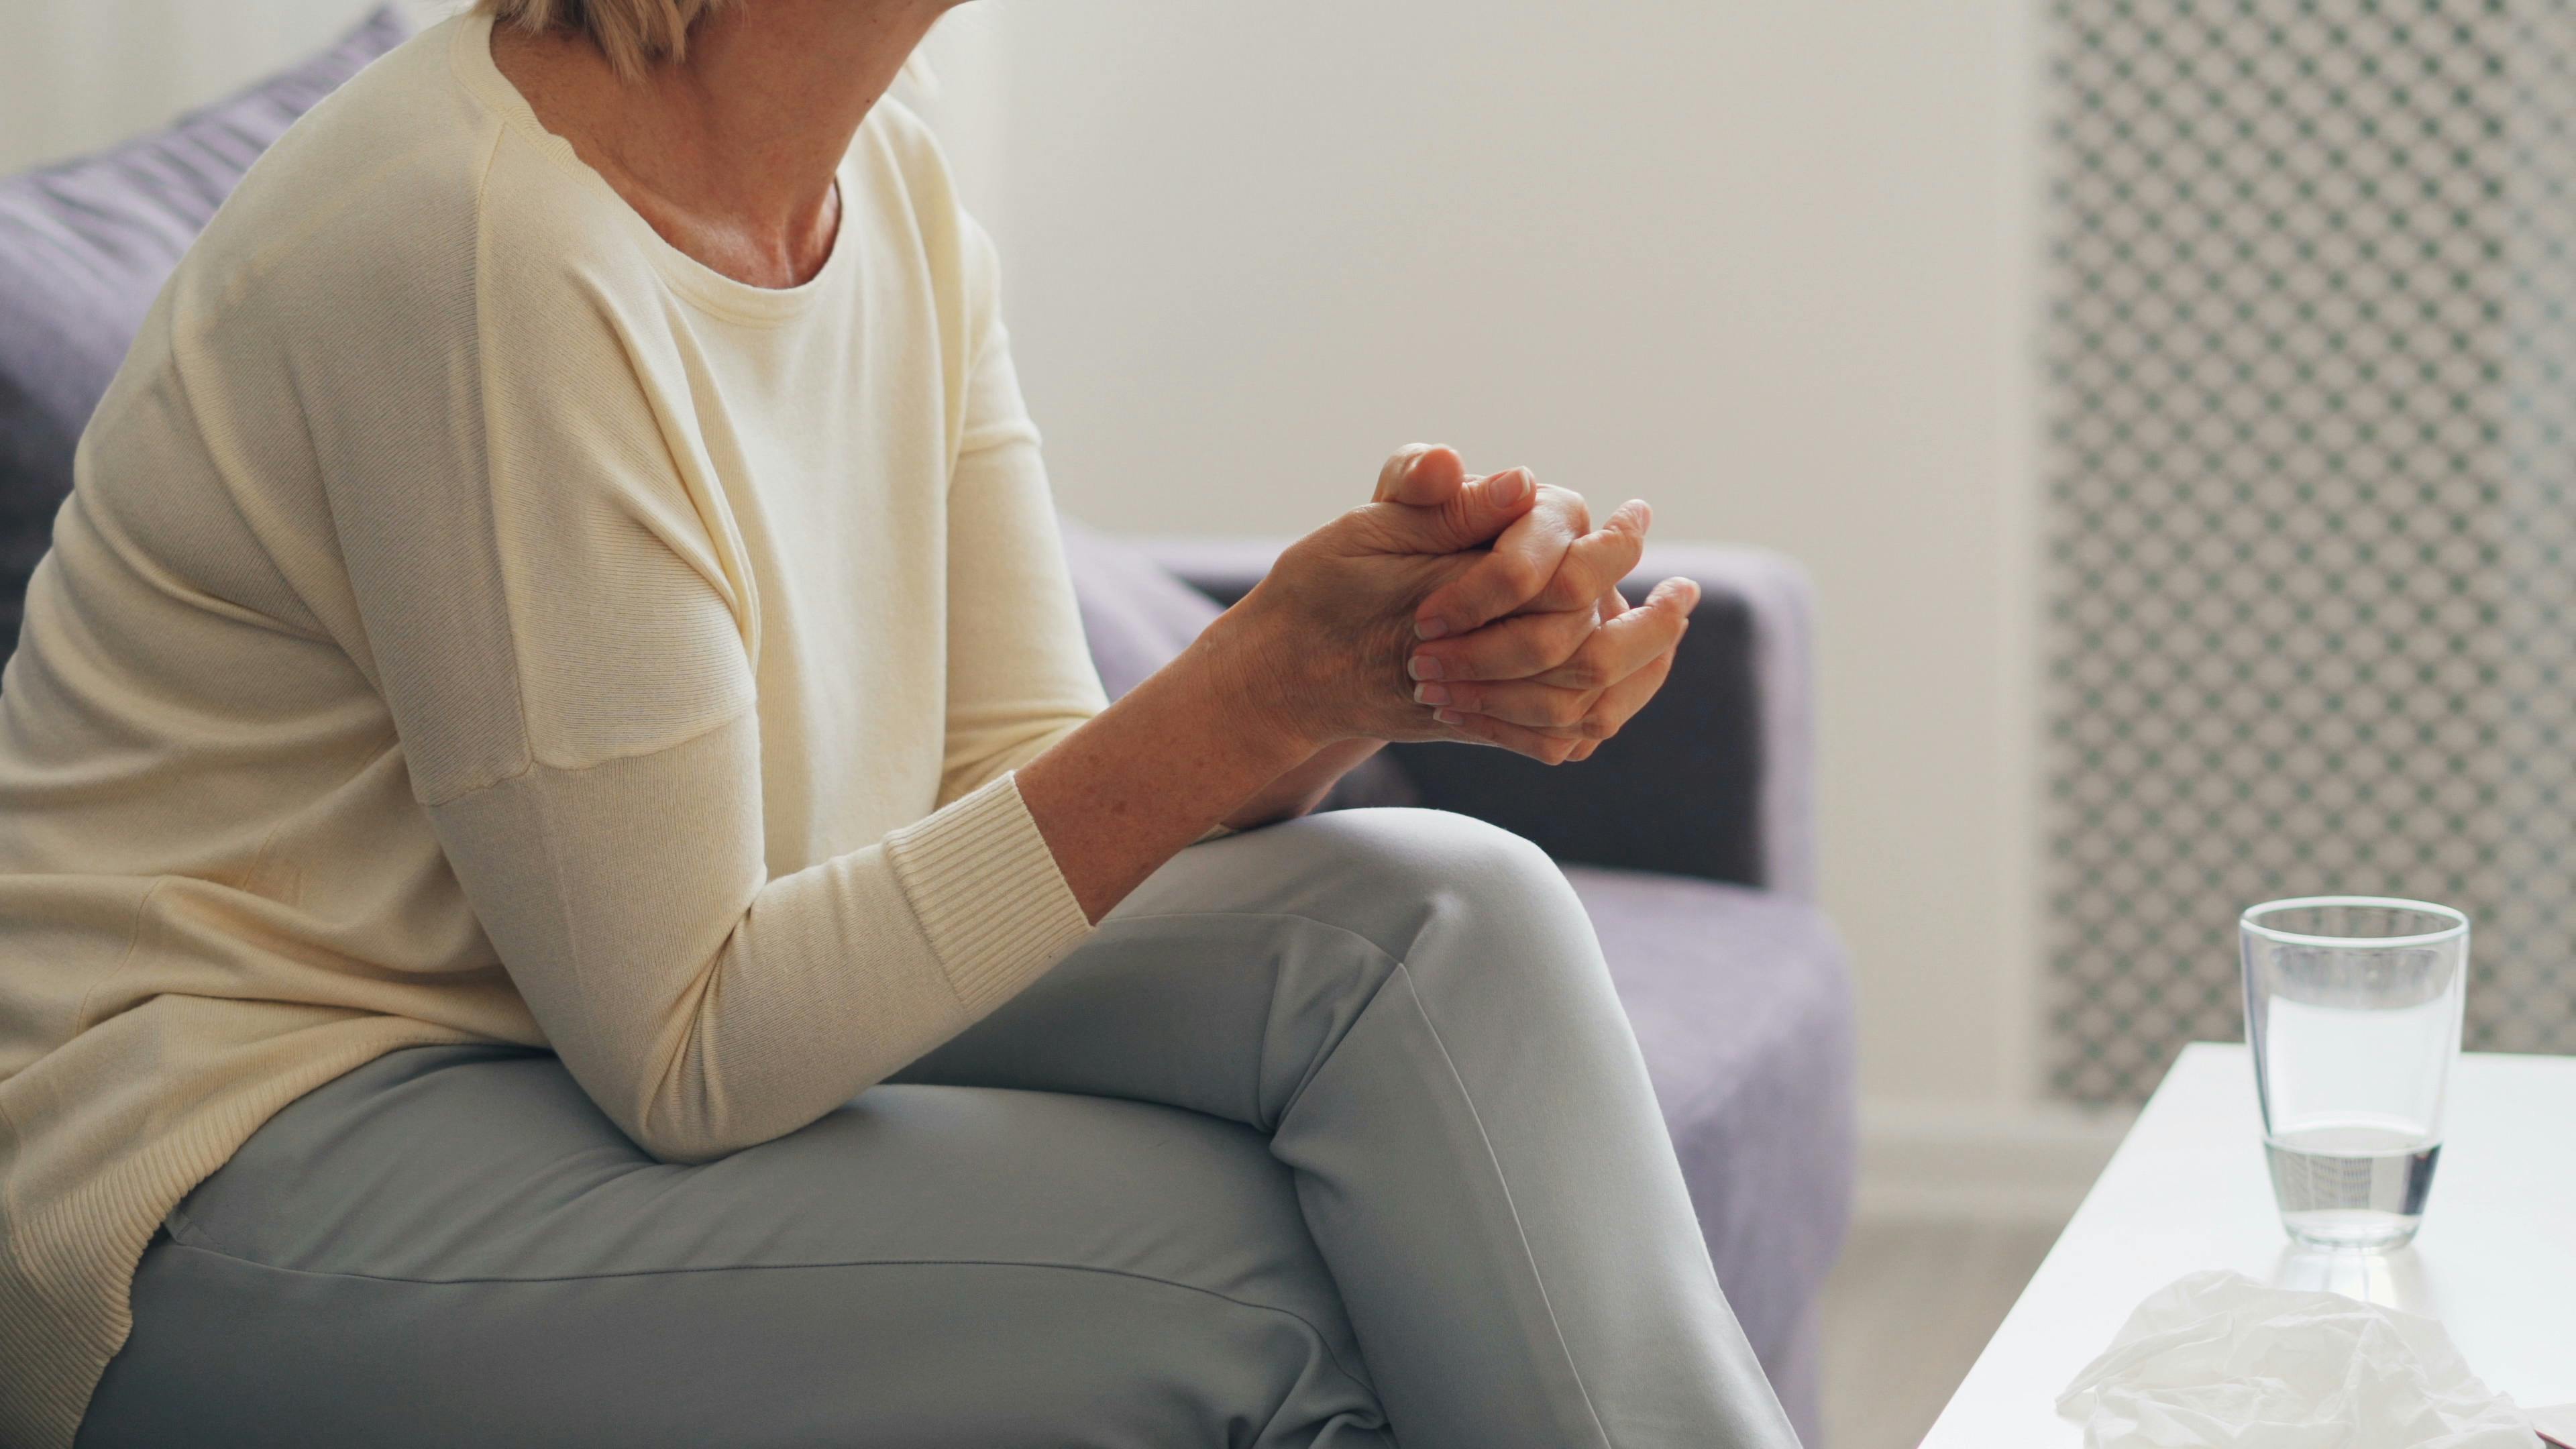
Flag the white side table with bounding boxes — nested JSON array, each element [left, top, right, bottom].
[[1923, 1043, 2576, 1447]]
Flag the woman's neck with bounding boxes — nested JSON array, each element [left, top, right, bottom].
[[491, 0, 957, 288]]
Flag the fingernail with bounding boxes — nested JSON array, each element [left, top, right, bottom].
[[1408, 654, 1445, 682], [1413, 682, 1450, 706], [1485, 469, 1529, 506], [1434, 708, 1465, 726], [1636, 500, 1654, 529], [1414, 616, 1450, 641]]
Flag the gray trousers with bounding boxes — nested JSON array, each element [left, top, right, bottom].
[[80, 809, 1799, 1449]]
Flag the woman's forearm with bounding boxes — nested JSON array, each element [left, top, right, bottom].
[[1016, 453, 1641, 919], [1015, 615, 1318, 922]]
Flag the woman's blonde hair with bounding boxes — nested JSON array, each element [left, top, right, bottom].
[[476, 0, 733, 80]]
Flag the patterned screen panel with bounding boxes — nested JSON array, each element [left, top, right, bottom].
[[2044, 1, 2576, 1100]]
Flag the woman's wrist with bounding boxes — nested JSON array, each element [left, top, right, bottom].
[[1016, 607, 1330, 921], [1189, 598, 1336, 766]]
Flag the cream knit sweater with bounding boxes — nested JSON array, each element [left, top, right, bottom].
[[0, 16, 1108, 1444]]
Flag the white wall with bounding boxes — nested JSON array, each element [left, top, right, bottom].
[[922, 1, 2055, 1119], [0, 0, 460, 172]]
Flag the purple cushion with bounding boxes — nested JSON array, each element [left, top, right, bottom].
[[0, 6, 412, 649], [1563, 863, 1854, 1445]]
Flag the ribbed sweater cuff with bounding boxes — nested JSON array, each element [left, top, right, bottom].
[[885, 772, 1094, 1016]]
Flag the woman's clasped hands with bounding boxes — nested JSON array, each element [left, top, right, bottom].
[[1214, 443, 1699, 766]]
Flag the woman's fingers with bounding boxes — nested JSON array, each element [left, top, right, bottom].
[[1426, 706, 1587, 765], [1415, 623, 1678, 735], [1527, 576, 1698, 690], [1416, 675, 1597, 731], [1406, 598, 1601, 683], [1360, 466, 1544, 558], [1374, 443, 1466, 506], [1565, 586, 1634, 761], [1523, 500, 1650, 614], [1417, 578, 1695, 761], [1574, 641, 1679, 741], [1407, 573, 1693, 687], [1409, 480, 1589, 641], [1401, 492, 1643, 661], [1430, 638, 1678, 755]]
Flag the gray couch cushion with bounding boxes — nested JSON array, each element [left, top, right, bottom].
[[0, 5, 412, 651], [1562, 863, 1854, 1431]]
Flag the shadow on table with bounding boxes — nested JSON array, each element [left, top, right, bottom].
[[2269, 1242, 2445, 1322]]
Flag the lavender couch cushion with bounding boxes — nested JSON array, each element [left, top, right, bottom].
[[1564, 864, 1854, 1444], [0, 7, 412, 651]]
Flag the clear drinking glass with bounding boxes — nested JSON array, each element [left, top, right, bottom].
[[2239, 896, 2467, 1251]]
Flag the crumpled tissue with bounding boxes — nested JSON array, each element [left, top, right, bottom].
[[2056, 1270, 2533, 1449]]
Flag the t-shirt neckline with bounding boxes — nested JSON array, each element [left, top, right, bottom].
[[445, 11, 857, 325]]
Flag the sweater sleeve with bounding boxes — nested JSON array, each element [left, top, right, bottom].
[[934, 217, 1108, 807], [314, 199, 1091, 1164]]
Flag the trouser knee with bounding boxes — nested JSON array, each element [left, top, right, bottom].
[[1284, 808, 1617, 1026]]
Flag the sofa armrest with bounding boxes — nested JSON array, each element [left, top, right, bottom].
[[1132, 537, 1818, 898]]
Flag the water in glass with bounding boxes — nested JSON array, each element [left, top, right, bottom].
[[2240, 898, 2466, 1251]]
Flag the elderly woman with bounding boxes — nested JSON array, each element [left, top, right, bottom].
[[0, 1, 1799, 1446]]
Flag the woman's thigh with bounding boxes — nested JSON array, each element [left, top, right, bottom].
[[896, 808, 1796, 1449], [80, 1044, 1388, 1449]]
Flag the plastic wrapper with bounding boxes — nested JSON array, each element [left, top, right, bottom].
[[2057, 1270, 2534, 1449]]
